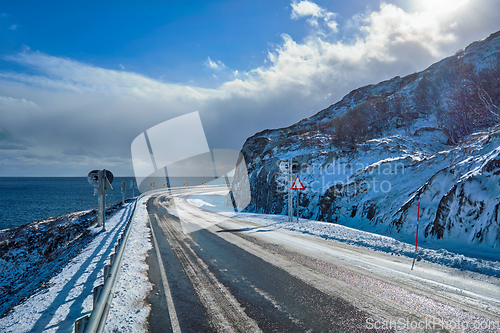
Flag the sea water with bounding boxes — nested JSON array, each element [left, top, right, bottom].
[[0, 177, 136, 230]]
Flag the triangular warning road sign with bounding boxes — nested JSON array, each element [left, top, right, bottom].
[[291, 176, 305, 190]]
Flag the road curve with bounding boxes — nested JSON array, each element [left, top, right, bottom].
[[145, 187, 500, 333]]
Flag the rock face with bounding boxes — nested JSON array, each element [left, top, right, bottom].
[[233, 31, 500, 250]]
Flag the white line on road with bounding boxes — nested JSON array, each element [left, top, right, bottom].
[[149, 213, 181, 333]]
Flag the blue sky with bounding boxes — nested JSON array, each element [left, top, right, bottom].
[[1, 1, 310, 86], [0, 0, 499, 176]]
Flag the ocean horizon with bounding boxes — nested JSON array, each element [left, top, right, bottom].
[[0, 176, 229, 231], [0, 177, 137, 231]]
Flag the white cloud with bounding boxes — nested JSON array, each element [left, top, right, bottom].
[[4, 51, 219, 100], [206, 56, 217, 69], [291, 0, 338, 32], [326, 19, 338, 32], [0, 96, 39, 110], [205, 56, 227, 71], [291, 0, 325, 19], [219, 0, 486, 101], [362, 3, 458, 56], [8, 24, 17, 30], [119, 64, 125, 70], [0, 53, 226, 175]]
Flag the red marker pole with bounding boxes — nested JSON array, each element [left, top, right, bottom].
[[411, 201, 420, 270], [415, 201, 420, 249]]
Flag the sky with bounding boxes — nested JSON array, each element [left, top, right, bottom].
[[0, 0, 499, 177]]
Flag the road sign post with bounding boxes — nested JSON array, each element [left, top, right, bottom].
[[88, 169, 114, 232], [288, 159, 293, 222], [291, 175, 305, 223], [297, 191, 300, 223]]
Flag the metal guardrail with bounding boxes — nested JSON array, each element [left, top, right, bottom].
[[74, 194, 144, 333], [74, 185, 226, 333]]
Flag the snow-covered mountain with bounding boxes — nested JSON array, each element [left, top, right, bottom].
[[234, 31, 500, 257]]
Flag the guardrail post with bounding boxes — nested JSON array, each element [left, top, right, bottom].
[[74, 315, 89, 333], [103, 264, 111, 284], [93, 285, 104, 309]]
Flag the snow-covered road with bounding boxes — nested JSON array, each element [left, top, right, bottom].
[[147, 187, 500, 332]]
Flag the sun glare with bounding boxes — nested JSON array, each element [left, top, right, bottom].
[[415, 0, 470, 15]]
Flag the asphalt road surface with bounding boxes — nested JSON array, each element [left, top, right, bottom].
[[144, 187, 500, 333]]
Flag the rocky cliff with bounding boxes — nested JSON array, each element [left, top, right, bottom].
[[234, 31, 500, 253]]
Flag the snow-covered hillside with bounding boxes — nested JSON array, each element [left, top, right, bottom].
[[234, 31, 500, 258]]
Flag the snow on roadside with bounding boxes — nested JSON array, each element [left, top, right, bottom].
[[0, 203, 134, 333], [187, 194, 500, 278], [230, 212, 500, 278], [104, 194, 153, 333], [187, 198, 215, 208]]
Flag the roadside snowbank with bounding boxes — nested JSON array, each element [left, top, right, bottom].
[[104, 195, 153, 333], [189, 194, 500, 278]]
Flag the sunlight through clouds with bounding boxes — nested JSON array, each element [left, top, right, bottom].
[[220, 0, 467, 98], [413, 0, 470, 16]]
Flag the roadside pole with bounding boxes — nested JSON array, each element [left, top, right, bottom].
[[98, 170, 105, 230], [121, 181, 126, 205], [289, 159, 292, 222], [223, 175, 238, 213], [97, 170, 113, 232], [411, 201, 420, 270]]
